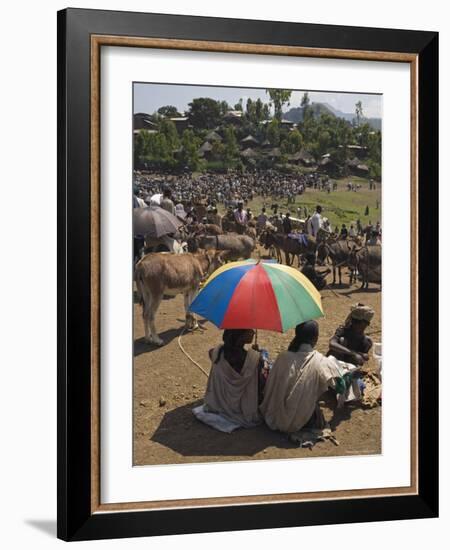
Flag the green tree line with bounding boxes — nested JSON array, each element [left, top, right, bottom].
[[134, 91, 381, 178]]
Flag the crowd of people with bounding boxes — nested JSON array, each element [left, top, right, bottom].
[[134, 169, 381, 243], [134, 169, 330, 208], [199, 303, 376, 441]]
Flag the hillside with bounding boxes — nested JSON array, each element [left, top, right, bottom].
[[284, 101, 381, 130]]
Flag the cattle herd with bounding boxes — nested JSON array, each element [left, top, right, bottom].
[[134, 170, 382, 346]]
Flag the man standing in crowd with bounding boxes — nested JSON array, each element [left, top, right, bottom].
[[310, 205, 323, 237], [282, 212, 292, 235], [234, 202, 248, 234], [257, 207, 268, 232], [208, 207, 222, 229], [160, 188, 175, 215], [364, 220, 373, 244]]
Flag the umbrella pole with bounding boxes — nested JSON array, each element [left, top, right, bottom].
[[254, 329, 258, 349]]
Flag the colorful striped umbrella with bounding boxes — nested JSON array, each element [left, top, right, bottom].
[[189, 259, 324, 332]]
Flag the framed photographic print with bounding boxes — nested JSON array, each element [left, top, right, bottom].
[[57, 8, 439, 541]]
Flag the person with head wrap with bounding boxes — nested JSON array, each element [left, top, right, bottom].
[[327, 303, 374, 366], [203, 329, 269, 428], [260, 321, 342, 434]]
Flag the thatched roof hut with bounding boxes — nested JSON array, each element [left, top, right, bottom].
[[240, 134, 259, 147], [288, 149, 315, 165], [133, 112, 158, 130], [356, 163, 369, 174], [240, 148, 259, 159], [198, 141, 213, 158], [205, 130, 222, 142], [266, 147, 282, 158]]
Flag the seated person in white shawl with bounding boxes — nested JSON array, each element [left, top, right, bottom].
[[260, 321, 341, 434], [203, 329, 268, 428]]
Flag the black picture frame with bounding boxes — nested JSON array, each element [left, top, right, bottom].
[[57, 7, 438, 541]]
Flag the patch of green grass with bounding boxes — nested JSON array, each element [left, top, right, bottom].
[[218, 178, 382, 229]]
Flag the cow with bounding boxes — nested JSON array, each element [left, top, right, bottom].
[[135, 250, 223, 346], [348, 245, 382, 289], [316, 240, 355, 285], [193, 233, 255, 262]]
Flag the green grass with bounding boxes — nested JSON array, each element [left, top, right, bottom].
[[219, 177, 381, 229]]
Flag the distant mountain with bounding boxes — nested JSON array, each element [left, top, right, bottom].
[[321, 102, 382, 131], [283, 101, 381, 131], [321, 103, 353, 121], [283, 102, 334, 123]]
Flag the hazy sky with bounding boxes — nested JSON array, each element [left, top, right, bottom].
[[133, 82, 382, 119]]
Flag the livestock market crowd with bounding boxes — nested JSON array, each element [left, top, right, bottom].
[[135, 169, 327, 208], [133, 169, 382, 449]]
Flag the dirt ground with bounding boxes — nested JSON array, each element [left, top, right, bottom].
[[133, 246, 382, 466]]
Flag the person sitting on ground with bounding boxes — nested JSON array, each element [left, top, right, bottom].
[[301, 253, 330, 291], [203, 329, 269, 428], [260, 321, 341, 434], [327, 303, 374, 367]]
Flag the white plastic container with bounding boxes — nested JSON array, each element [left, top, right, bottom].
[[373, 342, 382, 377]]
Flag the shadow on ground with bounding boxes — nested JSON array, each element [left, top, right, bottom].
[[134, 319, 210, 357], [134, 328, 181, 356], [339, 286, 381, 296], [150, 399, 297, 457]]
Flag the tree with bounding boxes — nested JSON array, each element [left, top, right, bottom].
[[301, 92, 311, 121], [187, 98, 222, 129], [357, 122, 371, 148], [317, 130, 331, 156], [157, 105, 181, 118], [266, 89, 292, 120], [280, 129, 303, 154], [355, 100, 364, 126], [218, 100, 231, 116], [223, 126, 239, 165], [246, 98, 256, 122], [180, 129, 202, 171], [267, 118, 280, 146], [254, 98, 264, 122], [158, 118, 180, 150], [211, 140, 226, 161], [134, 129, 152, 165], [234, 98, 243, 111]]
